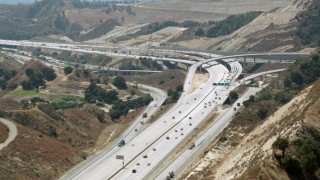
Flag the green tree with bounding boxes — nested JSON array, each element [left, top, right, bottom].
[[283, 77, 292, 88], [25, 68, 34, 77], [103, 89, 118, 104], [64, 66, 73, 75], [281, 154, 301, 174], [41, 67, 56, 81], [176, 84, 184, 92], [112, 76, 127, 89], [275, 91, 293, 104], [229, 91, 239, 100], [195, 28, 205, 36], [0, 79, 7, 90], [21, 81, 34, 90], [257, 106, 268, 120], [290, 72, 304, 85], [272, 137, 289, 157]]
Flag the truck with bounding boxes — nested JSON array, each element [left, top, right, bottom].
[[118, 140, 125, 147]]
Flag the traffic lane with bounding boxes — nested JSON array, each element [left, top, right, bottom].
[[76, 64, 224, 179], [115, 83, 225, 179], [114, 64, 235, 178], [156, 87, 262, 179]]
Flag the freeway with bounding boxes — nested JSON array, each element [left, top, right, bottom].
[[0, 39, 195, 65], [62, 55, 237, 180], [156, 68, 284, 179], [60, 83, 166, 180], [157, 87, 263, 179], [0, 39, 301, 180], [112, 60, 242, 180]]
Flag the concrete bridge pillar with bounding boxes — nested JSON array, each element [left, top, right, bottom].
[[253, 57, 256, 64], [244, 57, 247, 65]]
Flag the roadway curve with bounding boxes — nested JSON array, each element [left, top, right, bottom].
[[60, 83, 166, 180], [0, 118, 17, 151], [156, 68, 286, 179]]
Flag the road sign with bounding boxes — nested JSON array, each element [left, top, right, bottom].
[[116, 155, 124, 160]]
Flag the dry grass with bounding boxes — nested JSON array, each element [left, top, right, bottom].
[[0, 122, 8, 143]]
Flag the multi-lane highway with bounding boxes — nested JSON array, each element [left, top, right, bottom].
[[0, 39, 305, 180]]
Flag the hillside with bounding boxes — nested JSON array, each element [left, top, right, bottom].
[[183, 49, 320, 179]]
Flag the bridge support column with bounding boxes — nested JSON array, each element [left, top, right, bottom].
[[253, 57, 256, 64], [244, 57, 247, 65], [186, 65, 189, 70]]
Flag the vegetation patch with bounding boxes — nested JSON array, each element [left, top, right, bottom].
[[296, 1, 320, 47], [15, 89, 39, 96]]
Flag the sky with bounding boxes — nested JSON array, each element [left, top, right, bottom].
[[0, 0, 155, 5], [0, 0, 34, 4]]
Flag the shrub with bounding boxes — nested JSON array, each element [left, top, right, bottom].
[[112, 76, 127, 90], [274, 91, 293, 104], [64, 66, 73, 75]]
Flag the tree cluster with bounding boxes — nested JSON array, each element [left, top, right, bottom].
[[85, 83, 118, 104], [109, 94, 153, 120], [0, 68, 17, 90], [272, 137, 320, 177], [166, 84, 184, 102], [112, 76, 127, 90], [296, 2, 320, 47], [284, 51, 320, 88], [139, 57, 163, 70], [21, 66, 56, 90], [225, 91, 239, 104], [197, 11, 261, 38]]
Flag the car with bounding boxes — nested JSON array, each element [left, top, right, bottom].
[[234, 107, 237, 111], [189, 123, 192, 126], [118, 140, 125, 147], [204, 106, 207, 108], [143, 155, 148, 158], [175, 130, 178, 132], [237, 103, 241, 106], [194, 98, 197, 100], [189, 117, 192, 119], [166, 137, 170, 140], [179, 111, 181, 113], [132, 169, 137, 173], [172, 116, 175, 119], [147, 163, 151, 166], [180, 128, 183, 131]]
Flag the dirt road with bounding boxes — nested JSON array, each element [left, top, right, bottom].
[[0, 118, 17, 151]]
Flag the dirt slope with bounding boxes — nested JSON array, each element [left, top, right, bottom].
[[177, 0, 311, 52], [184, 79, 320, 180]]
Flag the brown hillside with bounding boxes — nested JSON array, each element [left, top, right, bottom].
[[0, 124, 82, 180], [0, 53, 23, 71], [124, 70, 186, 91]]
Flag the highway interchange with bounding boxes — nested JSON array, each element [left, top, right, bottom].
[[0, 39, 309, 180]]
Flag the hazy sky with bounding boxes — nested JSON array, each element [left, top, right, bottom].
[[0, 0, 34, 4]]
